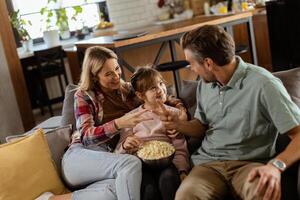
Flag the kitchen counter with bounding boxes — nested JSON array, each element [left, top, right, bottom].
[[67, 11, 257, 85], [75, 11, 254, 49]]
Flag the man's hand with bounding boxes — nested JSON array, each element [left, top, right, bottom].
[[153, 100, 181, 130], [247, 164, 281, 200]]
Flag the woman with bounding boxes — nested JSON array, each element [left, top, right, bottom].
[[36, 46, 186, 200]]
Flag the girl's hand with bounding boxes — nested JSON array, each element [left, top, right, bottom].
[[122, 136, 141, 152], [115, 109, 153, 129], [166, 129, 179, 138], [176, 104, 188, 121], [178, 107, 188, 121]]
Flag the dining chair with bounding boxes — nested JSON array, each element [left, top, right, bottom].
[[34, 45, 68, 116]]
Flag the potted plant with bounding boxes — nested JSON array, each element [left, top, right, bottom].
[[70, 6, 86, 40], [41, 1, 85, 42], [56, 7, 70, 40], [40, 0, 59, 47], [56, 5, 85, 40], [10, 9, 33, 52]]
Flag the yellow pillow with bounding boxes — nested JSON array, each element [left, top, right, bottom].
[[0, 129, 67, 200]]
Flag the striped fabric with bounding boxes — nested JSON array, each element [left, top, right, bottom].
[[73, 83, 139, 147], [72, 82, 185, 149]]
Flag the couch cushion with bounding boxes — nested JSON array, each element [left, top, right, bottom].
[[44, 125, 72, 175], [34, 116, 62, 130], [6, 125, 72, 177], [0, 129, 67, 200], [61, 84, 77, 128], [273, 67, 300, 108], [178, 80, 203, 154], [272, 68, 300, 152], [180, 80, 198, 119]]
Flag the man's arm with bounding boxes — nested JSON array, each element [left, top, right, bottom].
[[247, 125, 300, 200], [154, 100, 207, 137], [274, 125, 300, 168], [164, 118, 207, 138]]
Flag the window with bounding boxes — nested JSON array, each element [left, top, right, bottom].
[[11, 0, 108, 40]]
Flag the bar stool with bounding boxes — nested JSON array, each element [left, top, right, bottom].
[[155, 60, 189, 97], [235, 44, 248, 55], [34, 45, 68, 116]]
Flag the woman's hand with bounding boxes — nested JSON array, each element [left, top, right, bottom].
[[115, 109, 153, 129], [122, 136, 141, 152]]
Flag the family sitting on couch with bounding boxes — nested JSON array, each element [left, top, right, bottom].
[[35, 25, 300, 200]]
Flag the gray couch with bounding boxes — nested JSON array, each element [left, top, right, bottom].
[[7, 67, 300, 199]]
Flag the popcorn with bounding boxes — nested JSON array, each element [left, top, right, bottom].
[[137, 140, 175, 160]]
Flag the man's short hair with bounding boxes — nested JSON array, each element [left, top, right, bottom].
[[181, 25, 235, 66]]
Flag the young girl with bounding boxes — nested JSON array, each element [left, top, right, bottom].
[[115, 67, 190, 200]]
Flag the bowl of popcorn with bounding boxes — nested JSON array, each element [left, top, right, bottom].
[[137, 140, 175, 170]]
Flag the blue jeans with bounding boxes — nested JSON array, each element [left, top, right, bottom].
[[62, 143, 142, 200]]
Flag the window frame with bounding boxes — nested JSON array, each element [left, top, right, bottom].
[[8, 0, 109, 46]]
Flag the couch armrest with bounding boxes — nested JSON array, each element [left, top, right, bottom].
[[298, 166, 300, 199], [276, 133, 300, 199], [33, 116, 63, 131], [5, 116, 64, 142]]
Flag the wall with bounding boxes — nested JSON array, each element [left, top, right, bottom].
[[0, 40, 24, 143], [106, 0, 161, 30]]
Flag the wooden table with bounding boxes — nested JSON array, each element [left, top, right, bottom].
[[70, 11, 257, 85]]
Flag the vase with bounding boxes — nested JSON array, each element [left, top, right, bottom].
[[59, 30, 71, 40], [157, 7, 171, 21], [21, 39, 33, 52], [43, 30, 60, 47]]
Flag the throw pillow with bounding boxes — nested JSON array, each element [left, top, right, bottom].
[[45, 125, 71, 176], [0, 129, 67, 200], [61, 84, 77, 128], [6, 125, 72, 178]]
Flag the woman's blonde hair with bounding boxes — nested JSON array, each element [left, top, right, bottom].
[[78, 46, 118, 91]]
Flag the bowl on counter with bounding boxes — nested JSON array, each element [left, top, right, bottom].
[[91, 27, 117, 37]]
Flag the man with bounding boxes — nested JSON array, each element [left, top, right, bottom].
[[159, 25, 300, 200]]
